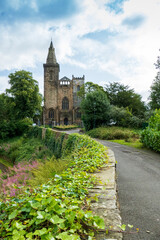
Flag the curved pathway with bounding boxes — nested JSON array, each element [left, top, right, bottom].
[[57, 129, 160, 239], [98, 140, 160, 240]]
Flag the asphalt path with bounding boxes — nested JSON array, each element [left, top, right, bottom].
[[56, 129, 160, 239], [98, 140, 160, 240]]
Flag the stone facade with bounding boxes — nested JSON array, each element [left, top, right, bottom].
[[43, 41, 84, 126]]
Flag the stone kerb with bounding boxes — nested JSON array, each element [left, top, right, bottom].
[[90, 148, 122, 240]]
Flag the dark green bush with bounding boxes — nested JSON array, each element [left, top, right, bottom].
[[140, 109, 160, 151]]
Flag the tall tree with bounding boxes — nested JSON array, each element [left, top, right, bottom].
[[77, 81, 104, 98], [105, 82, 146, 117], [149, 54, 160, 109], [81, 90, 111, 131], [6, 70, 42, 119]]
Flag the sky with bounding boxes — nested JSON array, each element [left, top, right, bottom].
[[0, 0, 160, 102]]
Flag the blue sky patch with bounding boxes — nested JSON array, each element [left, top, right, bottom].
[[122, 15, 146, 29], [106, 0, 128, 14], [82, 29, 117, 43], [0, 0, 78, 23]]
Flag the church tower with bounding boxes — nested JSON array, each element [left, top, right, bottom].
[[43, 41, 60, 125]]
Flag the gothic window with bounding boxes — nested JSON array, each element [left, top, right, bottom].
[[62, 97, 69, 110], [77, 85, 80, 91], [49, 109, 54, 119]]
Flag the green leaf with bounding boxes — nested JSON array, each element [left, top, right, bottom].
[[57, 232, 80, 240], [50, 215, 65, 224], [93, 216, 105, 229], [118, 224, 126, 231], [34, 228, 48, 236], [9, 210, 19, 220]]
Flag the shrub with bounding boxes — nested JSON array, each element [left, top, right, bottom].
[[140, 109, 160, 151], [87, 126, 135, 140], [110, 106, 143, 128], [0, 161, 39, 198], [53, 124, 79, 130]]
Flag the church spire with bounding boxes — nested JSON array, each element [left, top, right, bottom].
[[46, 40, 57, 64]]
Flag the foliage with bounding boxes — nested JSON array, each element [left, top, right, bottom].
[[141, 109, 160, 151], [87, 126, 137, 141], [0, 93, 33, 139], [0, 130, 108, 239], [110, 106, 144, 128], [105, 82, 146, 117], [81, 90, 111, 131], [29, 157, 68, 187], [53, 125, 79, 130], [6, 70, 42, 119], [0, 136, 52, 164], [77, 81, 104, 98], [0, 161, 39, 198], [149, 52, 160, 109]]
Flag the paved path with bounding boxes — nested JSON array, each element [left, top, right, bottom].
[[98, 140, 160, 240], [58, 129, 160, 239]]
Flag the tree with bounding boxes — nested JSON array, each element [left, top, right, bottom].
[[81, 90, 111, 131], [77, 81, 104, 98], [105, 82, 146, 117], [149, 53, 160, 109], [6, 70, 42, 119]]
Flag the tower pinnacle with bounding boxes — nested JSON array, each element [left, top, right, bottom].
[[46, 41, 57, 64]]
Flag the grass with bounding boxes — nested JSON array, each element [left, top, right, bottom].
[[86, 126, 145, 149], [109, 139, 143, 149], [0, 157, 13, 167]]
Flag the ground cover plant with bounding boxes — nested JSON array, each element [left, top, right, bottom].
[[0, 129, 109, 239]]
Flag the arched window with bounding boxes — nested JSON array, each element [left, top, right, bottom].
[[77, 85, 80, 91], [62, 97, 69, 110], [49, 109, 54, 119]]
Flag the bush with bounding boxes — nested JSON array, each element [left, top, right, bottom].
[[141, 109, 160, 151], [110, 106, 143, 128], [53, 124, 78, 130], [0, 118, 33, 140], [87, 126, 136, 140]]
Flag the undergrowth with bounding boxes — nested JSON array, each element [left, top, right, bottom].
[[0, 129, 109, 239]]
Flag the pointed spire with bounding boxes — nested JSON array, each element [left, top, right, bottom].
[[46, 40, 57, 64]]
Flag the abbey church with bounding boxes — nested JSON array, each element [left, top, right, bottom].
[[43, 41, 84, 126]]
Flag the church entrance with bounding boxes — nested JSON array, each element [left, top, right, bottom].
[[64, 118, 68, 125]]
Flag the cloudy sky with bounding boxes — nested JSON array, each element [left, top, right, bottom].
[[0, 0, 160, 101]]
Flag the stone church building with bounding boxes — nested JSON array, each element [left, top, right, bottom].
[[43, 41, 84, 126]]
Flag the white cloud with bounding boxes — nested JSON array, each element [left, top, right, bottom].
[[0, 0, 160, 102]]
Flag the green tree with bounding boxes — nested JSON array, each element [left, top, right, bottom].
[[6, 70, 42, 119], [81, 90, 111, 131], [105, 82, 146, 117], [78, 81, 104, 98], [149, 54, 160, 109]]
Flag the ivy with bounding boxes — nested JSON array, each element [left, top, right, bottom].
[[0, 129, 109, 239]]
